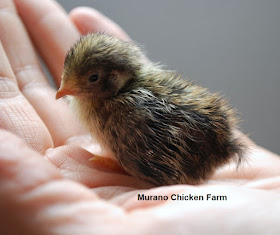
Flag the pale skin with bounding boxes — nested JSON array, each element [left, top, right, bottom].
[[0, 0, 280, 234]]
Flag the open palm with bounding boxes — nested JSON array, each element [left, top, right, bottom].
[[0, 0, 279, 234]]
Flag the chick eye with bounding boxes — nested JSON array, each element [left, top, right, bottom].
[[88, 74, 99, 83]]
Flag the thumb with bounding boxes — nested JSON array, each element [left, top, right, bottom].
[[0, 130, 97, 235]]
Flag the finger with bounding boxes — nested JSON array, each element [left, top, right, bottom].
[[4, 0, 85, 146], [0, 41, 53, 153], [0, 0, 45, 89], [69, 7, 131, 41], [14, 0, 80, 85]]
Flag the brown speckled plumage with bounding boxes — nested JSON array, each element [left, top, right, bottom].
[[57, 33, 244, 186]]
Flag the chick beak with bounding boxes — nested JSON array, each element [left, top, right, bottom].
[[56, 82, 77, 99], [56, 88, 70, 99]]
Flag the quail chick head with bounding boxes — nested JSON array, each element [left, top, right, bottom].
[[56, 33, 244, 186]]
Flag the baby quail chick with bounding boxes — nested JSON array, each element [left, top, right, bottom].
[[56, 33, 244, 186]]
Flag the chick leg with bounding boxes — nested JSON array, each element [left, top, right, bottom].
[[89, 155, 127, 174]]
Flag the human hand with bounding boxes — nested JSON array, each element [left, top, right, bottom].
[[0, 0, 279, 234]]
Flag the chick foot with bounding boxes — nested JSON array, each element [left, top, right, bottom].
[[89, 155, 127, 174]]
